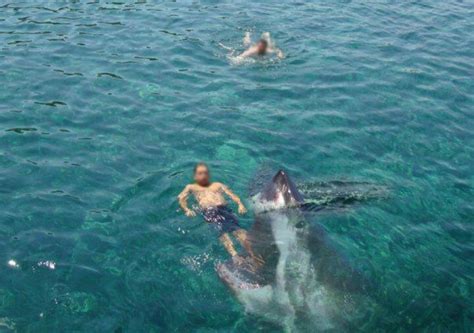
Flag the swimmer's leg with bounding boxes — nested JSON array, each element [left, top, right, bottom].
[[243, 31, 252, 47], [233, 229, 264, 266], [219, 232, 240, 259]]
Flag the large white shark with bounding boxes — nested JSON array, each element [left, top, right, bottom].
[[217, 170, 375, 331]]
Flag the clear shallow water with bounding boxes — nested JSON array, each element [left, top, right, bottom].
[[0, 1, 473, 331]]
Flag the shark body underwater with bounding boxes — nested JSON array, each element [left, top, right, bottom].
[[217, 170, 379, 331]]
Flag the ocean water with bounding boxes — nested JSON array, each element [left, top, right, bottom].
[[0, 1, 473, 332]]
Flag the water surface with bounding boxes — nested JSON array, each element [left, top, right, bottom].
[[0, 1, 473, 332]]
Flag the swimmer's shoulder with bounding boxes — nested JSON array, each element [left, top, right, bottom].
[[186, 183, 199, 192], [211, 182, 226, 190], [240, 46, 258, 58]]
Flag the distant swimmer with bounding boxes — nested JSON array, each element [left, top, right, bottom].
[[178, 163, 261, 265], [220, 31, 284, 64], [238, 31, 284, 59]]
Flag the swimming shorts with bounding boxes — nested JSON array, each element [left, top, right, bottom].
[[201, 205, 241, 235]]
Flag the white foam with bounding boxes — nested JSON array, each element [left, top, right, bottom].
[[38, 261, 56, 270], [7, 259, 19, 269], [250, 193, 286, 214], [230, 207, 335, 331]]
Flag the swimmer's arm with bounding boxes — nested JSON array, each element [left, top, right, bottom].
[[220, 183, 247, 214], [218, 42, 233, 51], [178, 185, 196, 217], [239, 47, 257, 58], [243, 32, 252, 47], [269, 47, 284, 58]]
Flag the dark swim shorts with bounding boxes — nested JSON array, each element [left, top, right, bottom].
[[202, 205, 241, 235]]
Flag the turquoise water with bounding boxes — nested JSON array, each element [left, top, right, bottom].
[[1, 1, 473, 331]]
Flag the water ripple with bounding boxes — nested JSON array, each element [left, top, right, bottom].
[[0, 1, 472, 331]]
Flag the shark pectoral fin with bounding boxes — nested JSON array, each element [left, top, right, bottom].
[[299, 202, 326, 212]]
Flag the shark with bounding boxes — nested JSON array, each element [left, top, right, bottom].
[[217, 170, 378, 331]]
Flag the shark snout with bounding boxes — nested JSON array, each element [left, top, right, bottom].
[[272, 170, 288, 184], [258, 169, 304, 207]]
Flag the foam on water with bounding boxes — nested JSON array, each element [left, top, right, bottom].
[[233, 211, 335, 331]]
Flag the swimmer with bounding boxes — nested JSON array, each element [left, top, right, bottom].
[[238, 31, 284, 59], [178, 162, 261, 265]]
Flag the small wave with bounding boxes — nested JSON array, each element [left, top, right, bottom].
[[97, 72, 123, 80], [7, 40, 31, 45], [101, 21, 123, 26], [34, 100, 67, 107], [0, 31, 51, 35], [6, 127, 37, 134], [75, 23, 97, 27], [31, 6, 60, 13], [54, 69, 83, 76], [160, 30, 181, 36], [134, 56, 158, 61], [27, 20, 66, 25]]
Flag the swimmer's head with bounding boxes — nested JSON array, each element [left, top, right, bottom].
[[194, 162, 210, 186], [257, 39, 268, 55]]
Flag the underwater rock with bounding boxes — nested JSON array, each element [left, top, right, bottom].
[[136, 83, 177, 103], [0, 317, 15, 331], [82, 210, 118, 236], [0, 289, 15, 310], [59, 292, 99, 314]]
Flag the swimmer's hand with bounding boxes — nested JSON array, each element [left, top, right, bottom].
[[276, 49, 284, 59], [184, 209, 196, 217], [238, 204, 247, 215]]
